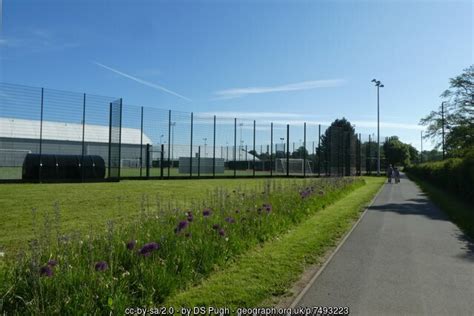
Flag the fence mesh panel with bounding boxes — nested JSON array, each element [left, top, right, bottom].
[[0, 82, 385, 181]]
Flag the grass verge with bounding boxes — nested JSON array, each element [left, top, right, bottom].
[[165, 177, 384, 308], [0, 178, 307, 252], [407, 174, 474, 238]]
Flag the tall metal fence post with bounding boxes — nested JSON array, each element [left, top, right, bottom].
[[118, 98, 123, 179], [303, 122, 307, 177], [190, 112, 193, 177], [160, 144, 164, 179], [81, 93, 86, 182], [140, 106, 144, 177], [146, 144, 150, 178], [168, 110, 171, 177], [286, 124, 290, 177], [253, 120, 256, 177], [270, 122, 273, 177], [108, 102, 112, 179], [213, 115, 216, 178], [198, 145, 201, 178], [39, 88, 44, 182], [318, 124, 321, 177], [234, 118, 237, 177], [368, 134, 372, 175]]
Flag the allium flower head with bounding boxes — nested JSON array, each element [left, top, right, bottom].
[[47, 259, 57, 267], [40, 265, 53, 277], [212, 223, 220, 230], [218, 228, 226, 237], [225, 217, 235, 224], [203, 208, 212, 217], [175, 220, 189, 233], [139, 242, 160, 256], [263, 203, 272, 213], [94, 261, 108, 272], [126, 240, 136, 250]]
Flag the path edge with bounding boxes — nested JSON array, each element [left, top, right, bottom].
[[289, 179, 385, 308]]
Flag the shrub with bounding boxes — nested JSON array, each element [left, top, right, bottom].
[[406, 151, 474, 203]]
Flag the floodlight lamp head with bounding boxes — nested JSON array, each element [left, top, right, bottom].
[[380, 84, 384, 88], [371, 79, 377, 83]]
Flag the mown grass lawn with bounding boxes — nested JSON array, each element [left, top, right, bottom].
[[0, 178, 310, 252]]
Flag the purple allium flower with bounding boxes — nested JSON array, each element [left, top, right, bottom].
[[225, 217, 235, 224], [203, 208, 212, 217], [175, 220, 189, 233], [47, 259, 57, 267], [126, 240, 136, 250], [212, 223, 220, 230], [263, 203, 272, 213], [40, 265, 53, 277], [218, 228, 226, 236], [139, 242, 160, 257], [94, 261, 108, 272]]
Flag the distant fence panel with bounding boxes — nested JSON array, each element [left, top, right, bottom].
[[0, 82, 387, 182]]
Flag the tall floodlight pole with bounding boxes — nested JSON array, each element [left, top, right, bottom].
[[203, 138, 207, 157], [371, 79, 384, 176]]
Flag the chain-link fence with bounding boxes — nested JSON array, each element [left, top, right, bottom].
[[0, 82, 385, 182]]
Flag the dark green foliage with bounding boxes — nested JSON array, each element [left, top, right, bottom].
[[406, 149, 474, 203]]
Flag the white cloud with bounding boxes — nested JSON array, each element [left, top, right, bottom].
[[93, 62, 191, 102], [214, 79, 345, 99]]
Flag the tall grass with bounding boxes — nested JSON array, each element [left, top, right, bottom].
[[0, 177, 361, 314]]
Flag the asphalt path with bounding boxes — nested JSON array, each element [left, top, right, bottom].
[[295, 174, 474, 315]]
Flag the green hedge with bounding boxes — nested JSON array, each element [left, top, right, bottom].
[[405, 151, 474, 203]]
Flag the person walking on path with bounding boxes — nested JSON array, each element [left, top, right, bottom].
[[394, 166, 400, 183], [387, 164, 394, 183]]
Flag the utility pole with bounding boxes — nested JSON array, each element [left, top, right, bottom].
[[420, 131, 423, 163], [441, 101, 446, 160]]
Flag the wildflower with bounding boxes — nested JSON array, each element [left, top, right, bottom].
[[139, 242, 160, 257], [126, 240, 136, 250], [212, 224, 220, 230], [218, 228, 226, 237], [263, 203, 272, 213], [225, 217, 235, 224], [186, 212, 194, 222], [47, 259, 58, 267], [0, 252, 4, 257], [94, 261, 108, 272], [40, 265, 53, 277], [203, 208, 212, 217], [175, 220, 189, 233]]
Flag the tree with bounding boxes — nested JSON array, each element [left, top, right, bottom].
[[291, 146, 308, 158], [318, 118, 356, 175], [420, 65, 474, 157], [383, 136, 410, 166]]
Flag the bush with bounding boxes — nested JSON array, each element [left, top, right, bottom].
[[405, 150, 474, 203]]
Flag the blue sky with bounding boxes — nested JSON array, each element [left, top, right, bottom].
[[0, 0, 472, 149]]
